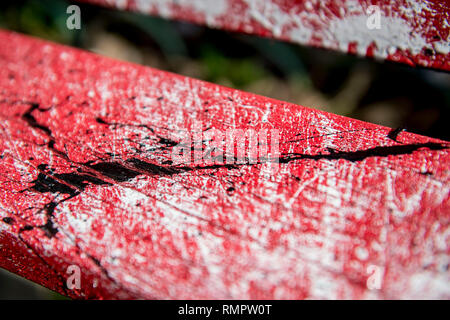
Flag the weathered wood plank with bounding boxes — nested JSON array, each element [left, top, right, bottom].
[[0, 30, 449, 299], [76, 0, 450, 71]]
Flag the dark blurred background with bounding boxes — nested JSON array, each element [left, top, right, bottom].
[[0, 0, 449, 299]]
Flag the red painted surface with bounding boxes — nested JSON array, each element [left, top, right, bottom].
[[77, 0, 450, 71], [0, 30, 449, 299]]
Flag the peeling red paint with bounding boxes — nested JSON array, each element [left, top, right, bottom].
[[77, 0, 450, 71], [0, 31, 449, 299]]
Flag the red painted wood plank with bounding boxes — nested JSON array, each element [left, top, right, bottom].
[[0, 30, 449, 299], [76, 0, 450, 71]]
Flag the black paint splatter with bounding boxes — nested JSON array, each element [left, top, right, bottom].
[[387, 127, 406, 142], [11, 107, 450, 241]]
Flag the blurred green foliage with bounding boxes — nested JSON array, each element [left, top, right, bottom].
[[201, 45, 268, 87], [0, 0, 80, 44]]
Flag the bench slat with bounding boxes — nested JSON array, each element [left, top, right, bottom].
[[77, 0, 450, 71], [0, 30, 449, 299]]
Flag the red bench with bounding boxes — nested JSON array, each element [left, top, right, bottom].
[[79, 0, 450, 71], [0, 0, 449, 299]]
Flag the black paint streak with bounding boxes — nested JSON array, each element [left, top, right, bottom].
[[21, 225, 34, 231], [126, 158, 181, 176], [22, 103, 52, 136], [2, 217, 14, 224], [387, 127, 406, 142], [158, 137, 178, 147], [88, 161, 140, 182], [40, 218, 59, 238], [95, 117, 109, 125], [28, 164, 109, 196], [226, 187, 235, 196], [178, 163, 240, 172], [21, 102, 66, 158], [279, 142, 447, 163]]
